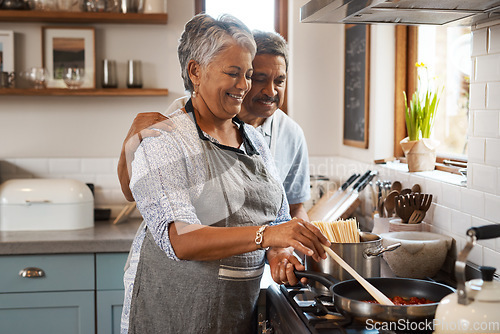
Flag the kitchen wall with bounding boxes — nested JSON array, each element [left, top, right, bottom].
[[288, 0, 395, 161], [0, 0, 193, 158], [302, 17, 500, 270]]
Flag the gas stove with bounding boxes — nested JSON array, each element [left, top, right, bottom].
[[261, 282, 446, 334], [262, 283, 379, 334]]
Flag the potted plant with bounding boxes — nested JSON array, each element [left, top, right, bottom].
[[401, 62, 442, 172]]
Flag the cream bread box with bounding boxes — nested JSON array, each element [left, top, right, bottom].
[[0, 178, 94, 231]]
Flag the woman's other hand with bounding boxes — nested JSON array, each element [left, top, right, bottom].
[[267, 247, 307, 286], [263, 218, 330, 262], [118, 112, 174, 201]]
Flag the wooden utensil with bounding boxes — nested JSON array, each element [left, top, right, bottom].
[[391, 181, 402, 193], [420, 194, 433, 212], [378, 197, 385, 217], [408, 194, 433, 224], [411, 183, 421, 193], [408, 210, 425, 224], [322, 245, 394, 306], [384, 190, 399, 217], [400, 188, 412, 196], [395, 195, 414, 223]]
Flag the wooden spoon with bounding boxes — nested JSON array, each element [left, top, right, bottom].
[[411, 183, 421, 194], [391, 181, 402, 193], [322, 245, 394, 305], [384, 190, 399, 217], [400, 188, 412, 196]]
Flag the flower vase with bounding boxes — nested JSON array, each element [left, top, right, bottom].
[[400, 137, 439, 172]]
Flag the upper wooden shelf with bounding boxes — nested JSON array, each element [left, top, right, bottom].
[[0, 88, 169, 96], [0, 10, 167, 24]]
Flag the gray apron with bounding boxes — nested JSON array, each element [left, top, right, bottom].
[[128, 102, 284, 334]]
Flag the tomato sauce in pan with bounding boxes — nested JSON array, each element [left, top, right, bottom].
[[363, 296, 435, 305]]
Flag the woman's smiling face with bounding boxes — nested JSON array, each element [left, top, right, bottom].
[[196, 43, 254, 120]]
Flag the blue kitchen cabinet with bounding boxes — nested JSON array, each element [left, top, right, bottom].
[[96, 253, 128, 334], [97, 290, 125, 334], [0, 252, 128, 334], [0, 291, 95, 333], [0, 254, 95, 334]]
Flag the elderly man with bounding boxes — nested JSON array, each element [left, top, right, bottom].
[[117, 30, 310, 220]]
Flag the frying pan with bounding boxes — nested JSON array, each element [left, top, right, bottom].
[[294, 270, 455, 323]]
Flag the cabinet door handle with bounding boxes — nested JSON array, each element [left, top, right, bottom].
[[19, 267, 45, 278]]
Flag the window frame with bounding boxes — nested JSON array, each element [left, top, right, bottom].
[[394, 26, 467, 174]]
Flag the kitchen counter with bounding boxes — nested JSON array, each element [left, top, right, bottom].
[[0, 219, 142, 255]]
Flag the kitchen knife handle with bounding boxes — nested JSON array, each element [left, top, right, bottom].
[[352, 170, 372, 190], [468, 224, 500, 240], [341, 173, 360, 190], [356, 171, 378, 192]]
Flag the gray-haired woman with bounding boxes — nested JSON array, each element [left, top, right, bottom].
[[120, 14, 329, 333]]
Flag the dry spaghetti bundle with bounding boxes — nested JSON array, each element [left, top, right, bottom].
[[312, 218, 360, 243]]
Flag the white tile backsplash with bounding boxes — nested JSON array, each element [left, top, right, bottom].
[[13, 158, 50, 176], [485, 193, 500, 221], [424, 178, 443, 203], [471, 163, 498, 194], [472, 217, 497, 249], [470, 83, 486, 109], [467, 137, 485, 163], [461, 187, 485, 217], [498, 167, 500, 195], [432, 204, 452, 232], [473, 110, 499, 137], [49, 158, 82, 174], [488, 24, 500, 54], [440, 182, 462, 210], [487, 82, 500, 109], [485, 138, 500, 166], [484, 246, 500, 267], [475, 54, 500, 82], [81, 158, 116, 174], [472, 28, 488, 56], [450, 209, 472, 236]]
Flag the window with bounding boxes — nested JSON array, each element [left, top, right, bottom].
[[195, 0, 287, 38], [395, 26, 470, 172], [417, 26, 471, 158], [204, 0, 275, 32]]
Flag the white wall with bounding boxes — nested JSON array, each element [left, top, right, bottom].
[[0, 0, 194, 158], [288, 0, 395, 162], [287, 0, 343, 157]]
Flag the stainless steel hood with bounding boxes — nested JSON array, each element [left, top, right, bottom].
[[300, 0, 500, 25]]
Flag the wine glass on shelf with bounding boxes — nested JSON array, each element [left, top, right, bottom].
[[63, 67, 85, 89], [22, 67, 50, 89]]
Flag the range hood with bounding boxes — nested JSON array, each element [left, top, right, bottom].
[[300, 0, 500, 25]]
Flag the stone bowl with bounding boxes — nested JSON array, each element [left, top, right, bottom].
[[380, 232, 453, 279]]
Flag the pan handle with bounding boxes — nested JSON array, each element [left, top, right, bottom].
[[468, 224, 500, 240], [293, 270, 339, 288]]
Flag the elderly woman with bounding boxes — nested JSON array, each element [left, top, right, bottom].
[[121, 14, 329, 333]]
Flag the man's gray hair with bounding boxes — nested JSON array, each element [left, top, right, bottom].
[[178, 13, 257, 94], [252, 30, 289, 71]]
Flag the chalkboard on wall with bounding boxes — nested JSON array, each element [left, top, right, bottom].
[[343, 24, 370, 148]]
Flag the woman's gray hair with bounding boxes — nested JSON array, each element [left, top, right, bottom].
[[178, 14, 257, 94], [252, 30, 289, 71]]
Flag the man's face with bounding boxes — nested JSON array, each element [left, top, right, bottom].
[[242, 54, 287, 119]]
